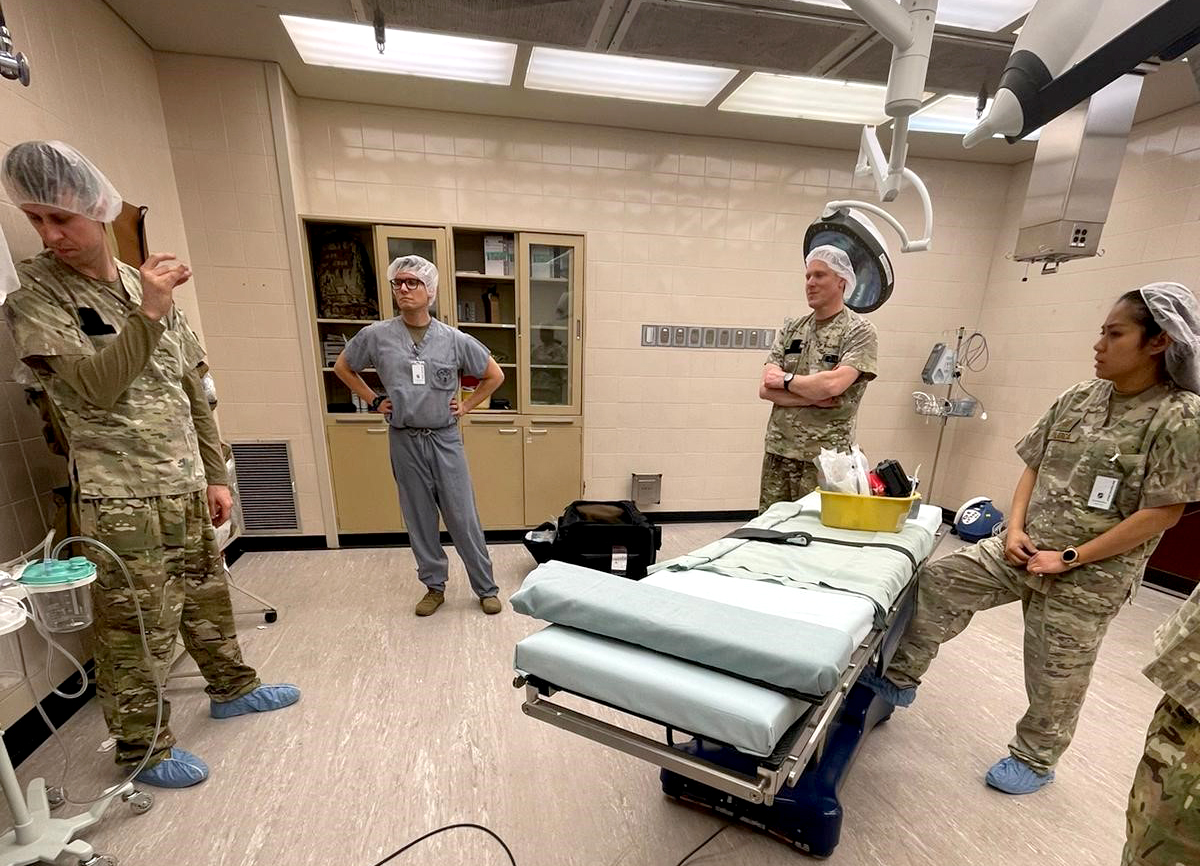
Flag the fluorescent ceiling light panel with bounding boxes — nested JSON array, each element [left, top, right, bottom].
[[720, 73, 890, 124], [910, 94, 990, 134], [524, 47, 737, 106], [910, 94, 1039, 140], [794, 1, 1035, 33], [280, 14, 516, 85]]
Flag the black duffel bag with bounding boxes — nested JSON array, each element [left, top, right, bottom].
[[523, 500, 662, 579]]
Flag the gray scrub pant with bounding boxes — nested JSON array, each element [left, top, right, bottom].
[[388, 425, 498, 597]]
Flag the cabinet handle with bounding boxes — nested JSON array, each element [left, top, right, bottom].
[[499, 428, 519, 434], [529, 417, 575, 424], [367, 427, 388, 434], [529, 428, 548, 435], [576, 319, 582, 339]]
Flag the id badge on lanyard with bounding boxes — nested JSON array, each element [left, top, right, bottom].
[[411, 361, 426, 385]]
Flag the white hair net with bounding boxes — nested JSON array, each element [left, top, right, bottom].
[[0, 224, 16, 306], [1, 141, 122, 222], [806, 244, 857, 299], [386, 255, 438, 308], [1138, 282, 1200, 393]]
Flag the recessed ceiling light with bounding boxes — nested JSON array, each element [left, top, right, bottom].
[[720, 73, 892, 124], [910, 94, 1040, 140], [524, 47, 737, 106], [280, 14, 517, 85], [794, 0, 1035, 33]]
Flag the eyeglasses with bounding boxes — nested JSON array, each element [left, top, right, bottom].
[[390, 278, 424, 292]]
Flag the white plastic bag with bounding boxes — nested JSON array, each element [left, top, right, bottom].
[[816, 448, 859, 494], [850, 445, 871, 495]]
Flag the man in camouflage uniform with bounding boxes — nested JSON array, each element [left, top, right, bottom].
[[2, 141, 299, 789], [1121, 580, 1200, 866], [861, 284, 1200, 796], [759, 245, 878, 511]]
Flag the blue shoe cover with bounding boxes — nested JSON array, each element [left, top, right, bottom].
[[985, 756, 1054, 794], [857, 670, 917, 707], [211, 683, 300, 719], [134, 747, 209, 788]]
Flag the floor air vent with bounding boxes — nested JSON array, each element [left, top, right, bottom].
[[230, 441, 299, 534]]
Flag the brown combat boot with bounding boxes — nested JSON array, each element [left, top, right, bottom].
[[480, 596, 502, 615], [415, 590, 445, 616]]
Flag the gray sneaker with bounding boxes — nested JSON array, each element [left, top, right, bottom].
[[415, 590, 445, 616]]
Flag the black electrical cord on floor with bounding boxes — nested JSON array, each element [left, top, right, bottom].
[[673, 824, 729, 866], [369, 823, 517, 866]]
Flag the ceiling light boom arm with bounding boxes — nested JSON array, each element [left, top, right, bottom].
[[840, 0, 917, 50], [827, 0, 937, 251], [827, 164, 932, 252]]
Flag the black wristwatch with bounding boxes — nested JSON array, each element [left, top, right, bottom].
[[1061, 546, 1079, 566], [369, 394, 387, 412], [783, 372, 795, 392]]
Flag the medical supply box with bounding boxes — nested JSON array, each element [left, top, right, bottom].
[[819, 491, 920, 533], [523, 500, 662, 579]]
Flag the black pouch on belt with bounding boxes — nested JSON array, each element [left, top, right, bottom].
[[875, 460, 912, 497]]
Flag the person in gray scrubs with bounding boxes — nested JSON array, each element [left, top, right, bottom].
[[334, 255, 506, 617]]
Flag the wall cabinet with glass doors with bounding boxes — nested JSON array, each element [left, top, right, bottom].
[[303, 220, 584, 536]]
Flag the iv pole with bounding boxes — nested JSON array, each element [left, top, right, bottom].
[[925, 326, 965, 503], [0, 594, 147, 866]]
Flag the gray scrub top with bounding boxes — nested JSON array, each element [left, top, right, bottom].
[[343, 317, 490, 429]]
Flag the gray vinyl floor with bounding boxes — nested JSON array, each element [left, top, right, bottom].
[[4, 524, 1180, 866]]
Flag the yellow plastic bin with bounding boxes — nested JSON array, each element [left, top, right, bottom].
[[819, 490, 921, 533]]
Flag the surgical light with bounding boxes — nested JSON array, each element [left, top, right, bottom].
[[719, 73, 891, 124], [280, 14, 517, 85], [786, 0, 938, 316], [804, 208, 894, 313], [524, 48, 737, 107]]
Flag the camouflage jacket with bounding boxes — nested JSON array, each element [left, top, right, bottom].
[[763, 307, 878, 461], [1144, 583, 1200, 719], [5, 251, 207, 499], [1016, 379, 1200, 576]]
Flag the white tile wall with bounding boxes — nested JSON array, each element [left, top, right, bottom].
[[295, 99, 1011, 511]]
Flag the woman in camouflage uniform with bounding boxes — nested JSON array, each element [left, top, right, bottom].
[[862, 284, 1200, 796]]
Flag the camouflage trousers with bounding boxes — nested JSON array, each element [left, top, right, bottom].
[[886, 535, 1131, 773], [1121, 695, 1200, 866], [759, 453, 819, 513], [78, 490, 260, 767]]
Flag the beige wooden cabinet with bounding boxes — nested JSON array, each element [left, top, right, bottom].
[[325, 421, 404, 533], [462, 415, 583, 529], [462, 417, 525, 528], [522, 418, 583, 526], [304, 219, 583, 536]]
